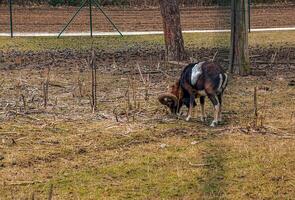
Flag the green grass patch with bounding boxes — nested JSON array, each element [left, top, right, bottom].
[[0, 31, 294, 51], [201, 142, 227, 199]]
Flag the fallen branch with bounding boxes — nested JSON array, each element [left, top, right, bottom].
[[118, 69, 180, 76], [48, 81, 66, 89], [166, 60, 189, 66], [7, 110, 41, 121], [188, 162, 212, 167], [4, 180, 47, 186], [253, 61, 295, 65], [223, 59, 295, 65]]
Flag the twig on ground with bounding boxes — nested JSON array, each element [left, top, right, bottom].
[[188, 162, 212, 167], [7, 110, 41, 121], [4, 180, 47, 186], [253, 87, 258, 127]]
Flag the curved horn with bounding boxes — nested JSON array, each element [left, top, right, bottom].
[[158, 93, 178, 106]]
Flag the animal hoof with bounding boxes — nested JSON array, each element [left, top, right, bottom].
[[186, 116, 191, 121], [177, 112, 183, 117], [201, 117, 207, 122], [210, 121, 218, 127]]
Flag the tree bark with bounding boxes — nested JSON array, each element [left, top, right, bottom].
[[229, 0, 251, 76], [159, 0, 186, 61]]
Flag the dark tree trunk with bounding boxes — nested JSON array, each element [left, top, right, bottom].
[[229, 0, 251, 76], [159, 0, 186, 61]]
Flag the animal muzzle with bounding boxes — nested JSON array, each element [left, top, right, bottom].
[[158, 93, 179, 113]]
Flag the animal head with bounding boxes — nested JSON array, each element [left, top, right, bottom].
[[158, 81, 181, 114], [158, 80, 197, 114]]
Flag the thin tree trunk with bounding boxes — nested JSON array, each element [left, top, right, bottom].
[[159, 0, 186, 61], [229, 0, 251, 76]]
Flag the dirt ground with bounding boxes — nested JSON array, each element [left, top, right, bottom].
[[0, 44, 295, 198], [0, 4, 295, 33]]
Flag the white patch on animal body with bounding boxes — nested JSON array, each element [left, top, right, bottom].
[[191, 62, 205, 85], [214, 104, 220, 110], [214, 96, 220, 106], [217, 74, 223, 92], [186, 115, 191, 121], [222, 73, 228, 89]]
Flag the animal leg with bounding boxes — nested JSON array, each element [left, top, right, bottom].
[[200, 96, 206, 122], [217, 94, 223, 122], [186, 93, 196, 121], [208, 94, 220, 127]]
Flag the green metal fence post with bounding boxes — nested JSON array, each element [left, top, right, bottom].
[[89, 0, 93, 37], [57, 0, 87, 38], [93, 0, 123, 37], [9, 0, 13, 38], [248, 0, 251, 33]]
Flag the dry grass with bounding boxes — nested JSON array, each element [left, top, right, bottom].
[[0, 59, 295, 199], [0, 32, 295, 199]]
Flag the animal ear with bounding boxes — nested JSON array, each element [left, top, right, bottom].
[[158, 94, 178, 107]]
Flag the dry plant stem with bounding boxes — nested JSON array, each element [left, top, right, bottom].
[[271, 51, 277, 64], [132, 75, 136, 110], [145, 74, 150, 101], [43, 67, 50, 109], [21, 94, 27, 112], [127, 75, 132, 110], [137, 64, 150, 101], [126, 76, 131, 122], [260, 97, 267, 127], [131, 67, 137, 122], [113, 107, 119, 122], [76, 65, 84, 101], [15, 79, 21, 112], [254, 87, 258, 127], [137, 63, 146, 84], [211, 50, 218, 62], [89, 49, 97, 113], [291, 112, 295, 124], [31, 192, 35, 200], [48, 184, 53, 200], [270, 50, 278, 67]]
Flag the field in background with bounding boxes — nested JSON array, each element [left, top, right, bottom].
[[1, 31, 295, 51], [0, 31, 295, 199], [0, 5, 295, 33]]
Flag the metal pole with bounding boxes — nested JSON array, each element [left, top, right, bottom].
[[248, 0, 251, 33], [57, 0, 87, 38], [9, 0, 13, 38], [89, 0, 93, 37], [93, 0, 123, 37]]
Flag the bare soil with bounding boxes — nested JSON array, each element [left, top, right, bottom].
[[0, 5, 295, 33]]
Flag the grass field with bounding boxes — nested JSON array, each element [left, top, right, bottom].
[[0, 31, 295, 199], [0, 31, 295, 51]]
